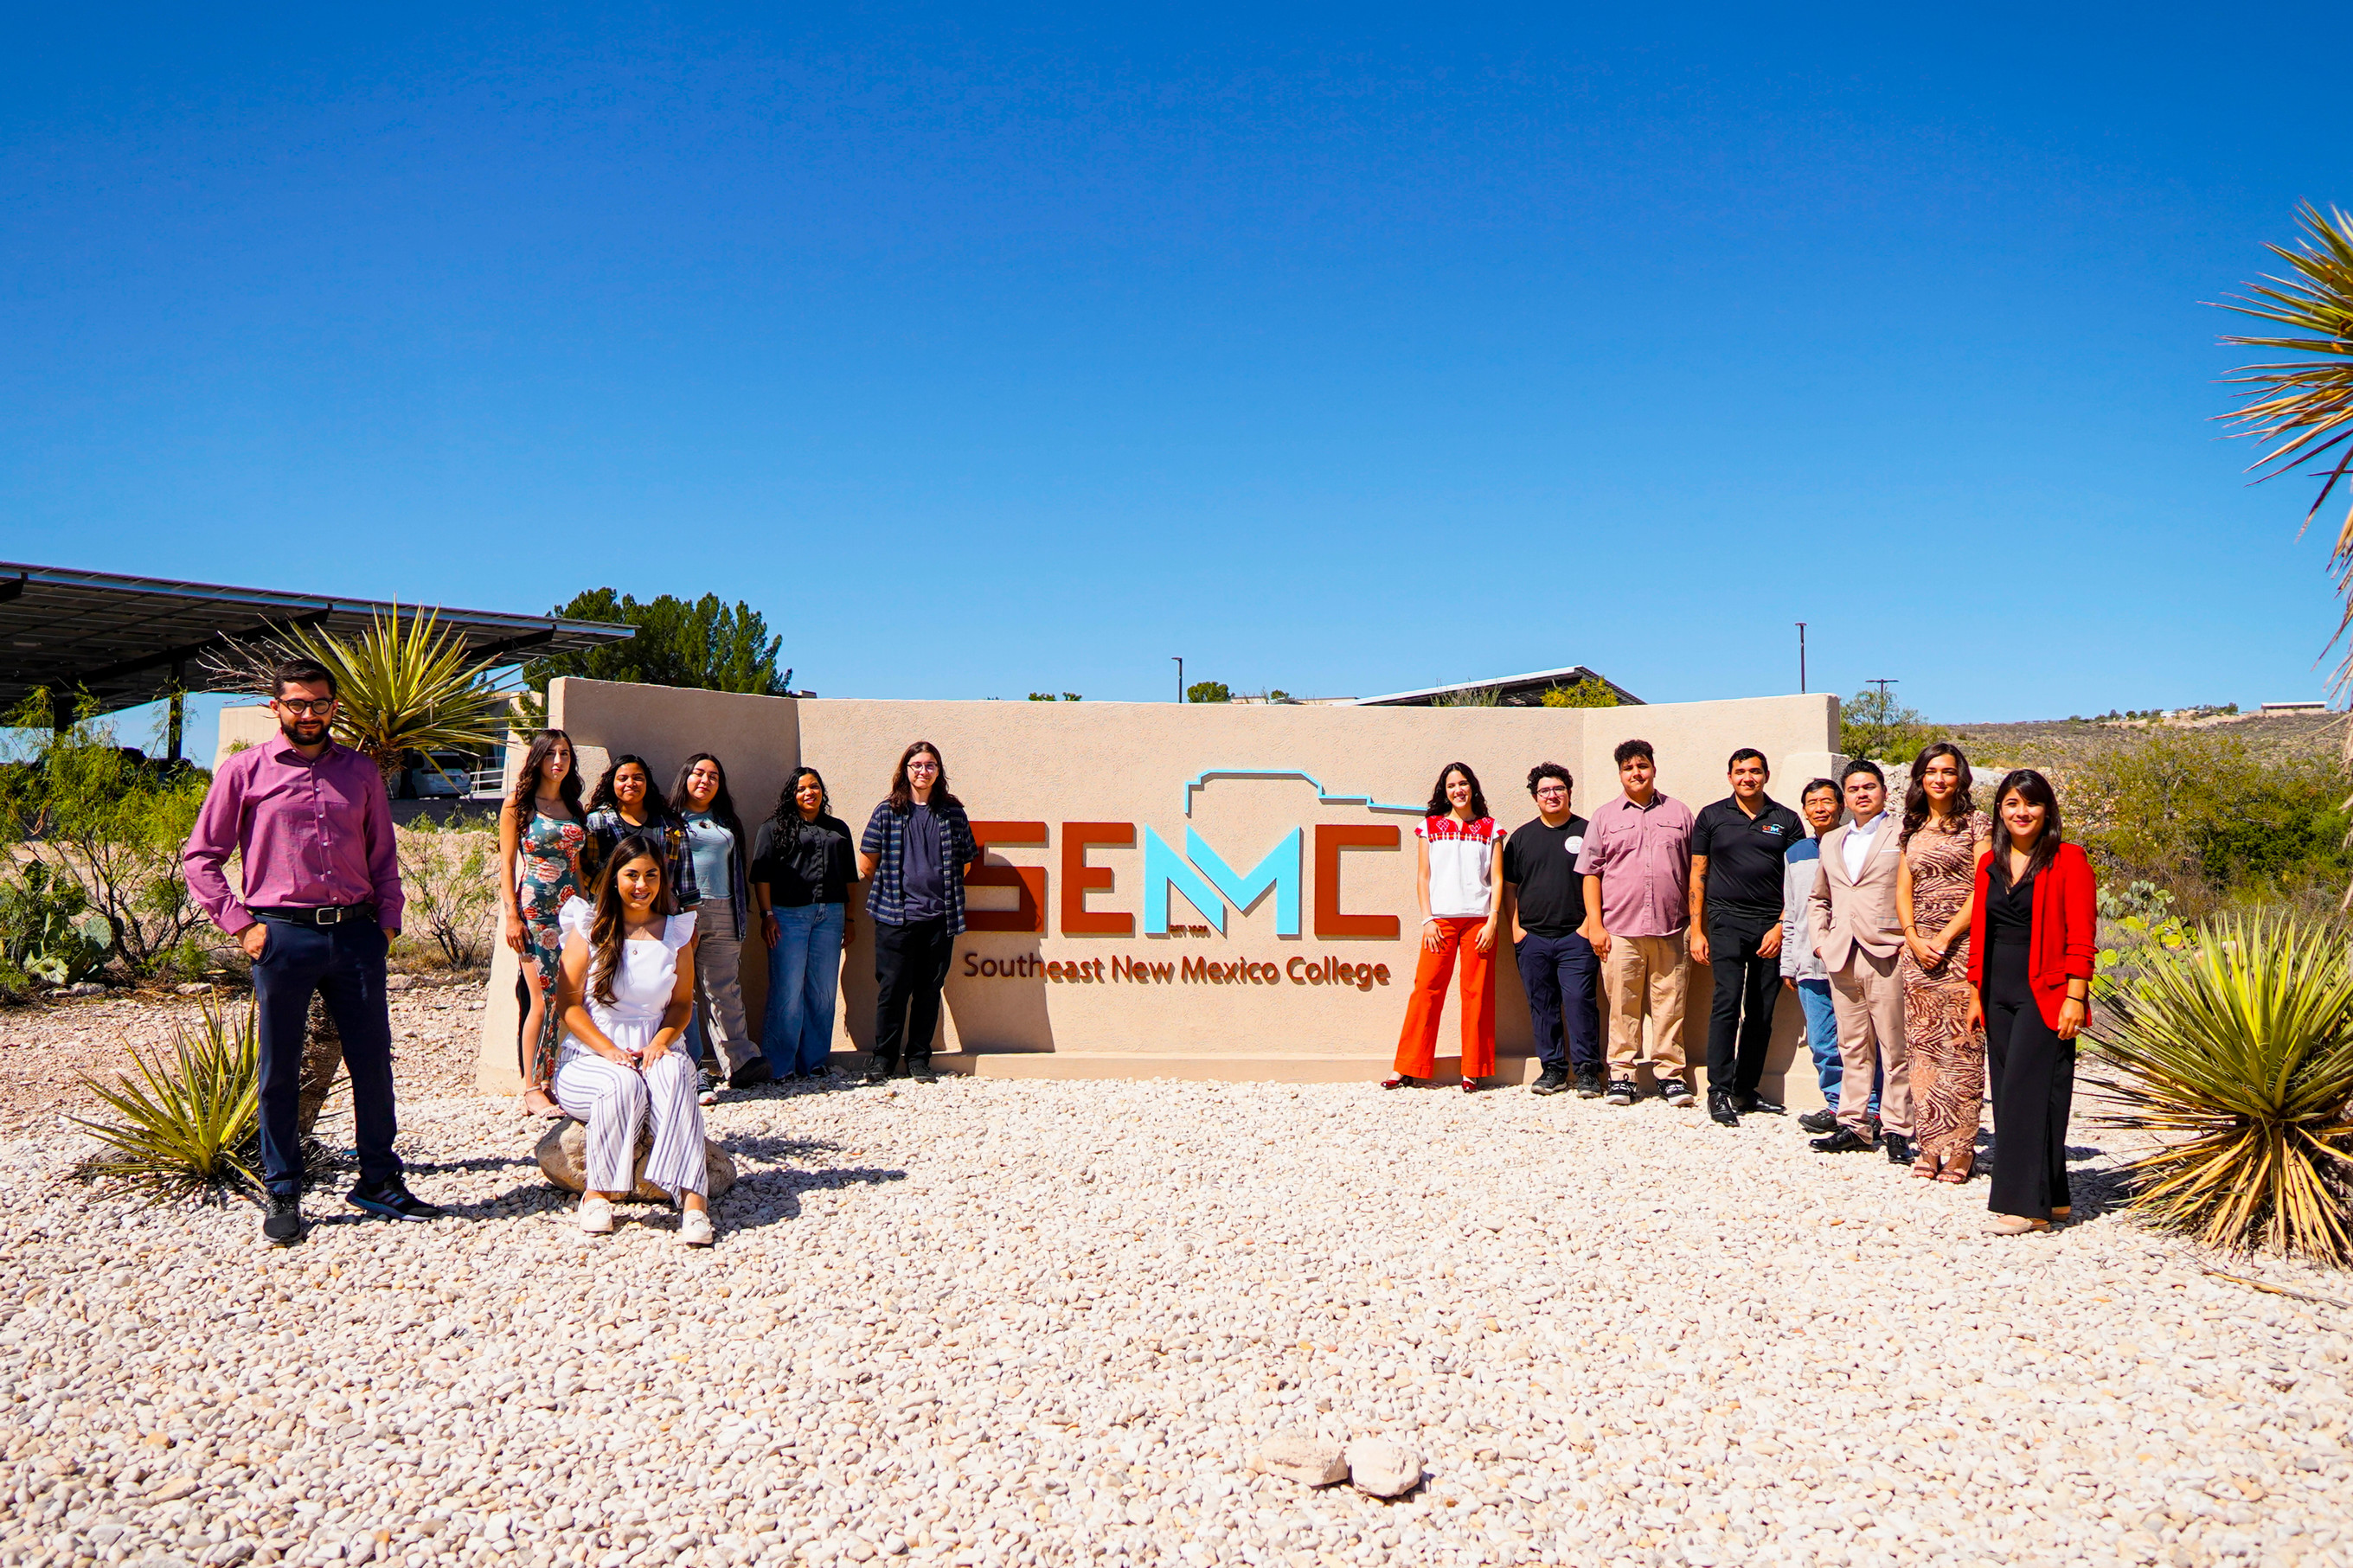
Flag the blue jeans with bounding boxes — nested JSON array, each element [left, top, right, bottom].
[[761, 903, 846, 1076], [1515, 931, 1603, 1075], [1797, 977, 1879, 1115]]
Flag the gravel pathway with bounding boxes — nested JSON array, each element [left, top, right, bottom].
[[2, 1060, 2350, 1568]]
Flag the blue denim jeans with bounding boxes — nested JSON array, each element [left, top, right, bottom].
[[761, 903, 846, 1076], [1515, 931, 1603, 1074], [1798, 977, 1879, 1115]]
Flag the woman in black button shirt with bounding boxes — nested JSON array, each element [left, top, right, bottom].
[[753, 767, 858, 1079]]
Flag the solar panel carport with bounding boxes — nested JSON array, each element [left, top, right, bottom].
[[0, 560, 632, 757]]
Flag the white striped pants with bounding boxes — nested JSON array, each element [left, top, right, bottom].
[[553, 1048, 708, 1200]]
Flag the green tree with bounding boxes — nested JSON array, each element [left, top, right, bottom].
[[523, 590, 792, 695], [1026, 692, 1083, 702], [1187, 682, 1232, 704], [2073, 730, 2353, 894], [1839, 688, 1946, 762], [2215, 204, 2353, 686]]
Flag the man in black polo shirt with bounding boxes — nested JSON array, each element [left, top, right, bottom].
[[1689, 748, 1806, 1126], [1500, 762, 1603, 1098]]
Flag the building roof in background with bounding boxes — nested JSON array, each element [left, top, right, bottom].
[[1350, 665, 1643, 707], [0, 560, 633, 714]]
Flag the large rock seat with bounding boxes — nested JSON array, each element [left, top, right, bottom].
[[535, 1119, 736, 1201]]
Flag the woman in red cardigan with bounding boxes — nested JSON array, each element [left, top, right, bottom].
[[1965, 769, 2097, 1234]]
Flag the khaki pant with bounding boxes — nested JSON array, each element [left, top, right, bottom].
[[1602, 933, 1689, 1078], [1830, 947, 1911, 1137]]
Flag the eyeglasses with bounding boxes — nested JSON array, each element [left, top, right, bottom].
[[1534, 785, 1568, 797], [906, 759, 939, 773], [275, 698, 336, 716]]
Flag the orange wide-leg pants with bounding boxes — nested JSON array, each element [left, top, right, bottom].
[[1392, 916, 1497, 1079]]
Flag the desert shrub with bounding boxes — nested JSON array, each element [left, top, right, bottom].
[[2068, 729, 2353, 899], [2087, 913, 2353, 1265], [1432, 686, 1503, 708], [396, 816, 497, 969], [0, 695, 212, 981], [1540, 677, 1622, 709], [71, 1001, 260, 1201], [1186, 682, 1233, 704]]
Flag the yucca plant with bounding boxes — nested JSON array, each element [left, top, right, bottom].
[[70, 1001, 262, 1200], [2086, 913, 2353, 1264], [2215, 203, 2353, 685], [201, 604, 505, 784]]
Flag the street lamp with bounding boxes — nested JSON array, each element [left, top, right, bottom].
[[1174, 656, 1184, 703]]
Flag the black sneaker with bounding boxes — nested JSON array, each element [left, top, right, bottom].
[[909, 1064, 939, 1084], [729, 1057, 775, 1090], [1883, 1133, 1917, 1167], [1738, 1091, 1786, 1116], [1605, 1078, 1638, 1107], [806, 1061, 834, 1078], [1811, 1127, 1877, 1154], [1658, 1077, 1696, 1108], [260, 1192, 304, 1246], [1797, 1108, 1840, 1135], [861, 1062, 892, 1085], [1708, 1088, 1741, 1126], [1529, 1069, 1570, 1097], [1574, 1068, 1606, 1098], [349, 1180, 445, 1223]]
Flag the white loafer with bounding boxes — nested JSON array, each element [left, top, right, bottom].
[[578, 1196, 615, 1235], [677, 1208, 715, 1247]]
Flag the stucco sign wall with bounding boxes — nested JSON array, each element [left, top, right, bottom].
[[474, 682, 1840, 1091]]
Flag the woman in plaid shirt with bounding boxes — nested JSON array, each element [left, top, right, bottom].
[[856, 740, 982, 1084]]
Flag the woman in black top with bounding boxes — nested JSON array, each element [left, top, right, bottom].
[[753, 767, 858, 1078]]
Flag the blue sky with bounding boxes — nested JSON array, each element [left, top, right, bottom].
[[3, 3, 2345, 739]]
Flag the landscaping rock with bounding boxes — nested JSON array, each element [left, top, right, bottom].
[[1345, 1437, 1422, 1497], [1250, 1429, 1348, 1487], [534, 1118, 737, 1200]]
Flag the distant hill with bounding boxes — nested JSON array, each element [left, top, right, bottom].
[[1940, 710, 2345, 774]]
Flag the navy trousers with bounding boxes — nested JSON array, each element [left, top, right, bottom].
[[251, 914, 402, 1197], [1515, 931, 1603, 1074]]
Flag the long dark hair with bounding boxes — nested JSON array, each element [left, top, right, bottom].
[[509, 729, 584, 824], [1901, 742, 1976, 847], [773, 766, 830, 839], [670, 752, 746, 848], [587, 754, 670, 823], [1425, 761, 1491, 821], [887, 740, 962, 814], [587, 832, 676, 1004], [1989, 769, 2065, 887]]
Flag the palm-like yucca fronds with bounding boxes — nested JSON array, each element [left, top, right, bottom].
[[69, 1001, 262, 1200], [284, 605, 504, 783], [2215, 203, 2353, 684], [2086, 913, 2353, 1265]]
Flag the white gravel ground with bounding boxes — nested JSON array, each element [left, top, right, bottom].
[[3, 1057, 2350, 1568]]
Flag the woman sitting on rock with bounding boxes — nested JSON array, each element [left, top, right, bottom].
[[552, 832, 715, 1245]]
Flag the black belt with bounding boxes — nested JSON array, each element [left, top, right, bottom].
[[253, 905, 376, 926]]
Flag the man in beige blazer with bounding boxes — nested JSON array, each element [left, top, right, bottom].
[[1805, 760, 1914, 1162]]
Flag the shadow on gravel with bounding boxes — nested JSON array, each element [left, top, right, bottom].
[[718, 1163, 907, 1230]]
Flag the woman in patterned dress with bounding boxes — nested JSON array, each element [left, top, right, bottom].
[[498, 729, 590, 1117], [1895, 743, 1993, 1181]]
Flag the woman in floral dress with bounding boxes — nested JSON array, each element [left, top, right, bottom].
[[498, 729, 590, 1117], [1895, 743, 1993, 1181]]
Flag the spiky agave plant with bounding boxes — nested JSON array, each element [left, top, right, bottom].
[[70, 1001, 262, 1200], [2086, 913, 2353, 1264]]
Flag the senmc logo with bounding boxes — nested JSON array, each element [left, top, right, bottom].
[[965, 770, 1417, 940]]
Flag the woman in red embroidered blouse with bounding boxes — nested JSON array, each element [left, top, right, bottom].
[[1386, 763, 1509, 1093]]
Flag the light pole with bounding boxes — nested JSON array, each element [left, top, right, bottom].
[[1173, 656, 1184, 703], [1796, 623, 1807, 694]]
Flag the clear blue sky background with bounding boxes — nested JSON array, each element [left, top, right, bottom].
[[3, 3, 2344, 747]]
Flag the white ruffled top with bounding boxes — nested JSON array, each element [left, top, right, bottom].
[[555, 896, 696, 1063]]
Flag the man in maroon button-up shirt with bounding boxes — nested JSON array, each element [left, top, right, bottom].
[[184, 659, 441, 1245]]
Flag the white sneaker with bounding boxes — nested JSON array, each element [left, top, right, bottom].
[[696, 1070, 719, 1107], [677, 1208, 715, 1247], [577, 1196, 615, 1235]]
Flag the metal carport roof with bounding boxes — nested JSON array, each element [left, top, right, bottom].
[[0, 560, 632, 715]]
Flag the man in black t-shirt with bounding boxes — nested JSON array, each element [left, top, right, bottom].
[[1500, 762, 1603, 1097], [1689, 748, 1807, 1125]]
